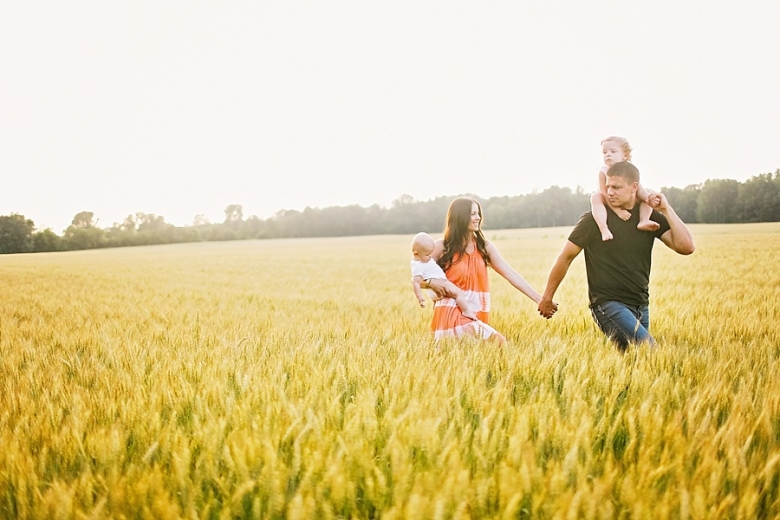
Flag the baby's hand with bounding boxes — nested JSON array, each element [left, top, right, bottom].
[[617, 209, 631, 221], [418, 297, 426, 308]]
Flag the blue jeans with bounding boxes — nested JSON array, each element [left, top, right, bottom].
[[590, 301, 655, 351]]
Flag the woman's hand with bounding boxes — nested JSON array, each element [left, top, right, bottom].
[[538, 297, 558, 319], [422, 278, 459, 299]]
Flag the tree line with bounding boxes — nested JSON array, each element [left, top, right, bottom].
[[1, 170, 778, 254]]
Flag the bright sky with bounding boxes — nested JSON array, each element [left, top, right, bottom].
[[2, 2, 779, 233]]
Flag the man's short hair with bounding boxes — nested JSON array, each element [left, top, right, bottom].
[[606, 161, 640, 184]]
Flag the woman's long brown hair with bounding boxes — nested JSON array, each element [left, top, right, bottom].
[[438, 197, 490, 272]]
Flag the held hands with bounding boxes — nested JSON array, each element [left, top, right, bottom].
[[537, 297, 558, 319], [645, 190, 662, 208], [651, 192, 668, 211]]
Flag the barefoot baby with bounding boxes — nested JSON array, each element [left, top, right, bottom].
[[410, 232, 477, 321]]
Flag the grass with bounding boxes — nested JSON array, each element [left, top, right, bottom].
[[0, 223, 779, 518]]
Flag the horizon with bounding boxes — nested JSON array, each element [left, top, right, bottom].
[[13, 171, 777, 234]]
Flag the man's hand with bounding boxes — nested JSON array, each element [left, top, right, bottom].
[[653, 192, 670, 212], [425, 278, 458, 299], [647, 191, 662, 208], [538, 298, 558, 319]]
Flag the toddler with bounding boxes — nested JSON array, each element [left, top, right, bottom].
[[591, 136, 660, 241], [410, 232, 476, 321]]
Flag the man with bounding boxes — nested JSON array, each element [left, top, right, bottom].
[[537, 161, 695, 350]]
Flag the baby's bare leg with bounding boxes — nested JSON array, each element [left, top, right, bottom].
[[445, 281, 476, 320], [637, 201, 660, 232], [590, 192, 613, 241]]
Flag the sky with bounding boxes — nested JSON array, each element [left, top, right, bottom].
[[2, 1, 779, 233]]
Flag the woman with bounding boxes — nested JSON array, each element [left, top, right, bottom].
[[426, 197, 548, 343]]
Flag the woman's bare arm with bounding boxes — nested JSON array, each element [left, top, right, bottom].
[[486, 241, 542, 304], [419, 238, 456, 298]]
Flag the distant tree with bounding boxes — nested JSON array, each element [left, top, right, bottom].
[[736, 172, 780, 222], [662, 184, 700, 223], [392, 194, 417, 207], [697, 179, 740, 223], [32, 228, 63, 252], [71, 211, 97, 228], [0, 214, 35, 254], [385, 194, 457, 234], [272, 209, 305, 237], [483, 196, 513, 229], [224, 204, 243, 223], [63, 225, 106, 250], [193, 214, 210, 227], [105, 217, 140, 248], [169, 226, 201, 244], [241, 215, 268, 238], [136, 213, 169, 233], [131, 213, 174, 244], [119, 214, 137, 232]]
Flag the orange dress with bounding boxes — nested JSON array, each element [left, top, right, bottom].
[[431, 249, 498, 340]]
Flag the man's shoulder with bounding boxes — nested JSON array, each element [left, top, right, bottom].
[[568, 212, 598, 248], [570, 211, 595, 228]]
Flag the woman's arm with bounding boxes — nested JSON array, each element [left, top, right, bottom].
[[486, 241, 543, 304], [420, 239, 456, 298], [430, 238, 445, 261]]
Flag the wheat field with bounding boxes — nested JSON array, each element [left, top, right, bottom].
[[1, 223, 779, 519]]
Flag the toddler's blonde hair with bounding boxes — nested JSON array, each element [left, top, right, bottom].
[[601, 136, 633, 162], [412, 232, 435, 253]]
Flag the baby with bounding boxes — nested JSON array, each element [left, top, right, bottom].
[[410, 232, 476, 321]]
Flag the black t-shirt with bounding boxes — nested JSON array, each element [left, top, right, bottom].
[[568, 205, 671, 307]]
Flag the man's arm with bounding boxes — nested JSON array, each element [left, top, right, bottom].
[[655, 193, 695, 255], [538, 240, 582, 318]]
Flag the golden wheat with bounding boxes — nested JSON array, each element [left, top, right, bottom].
[[0, 223, 778, 519]]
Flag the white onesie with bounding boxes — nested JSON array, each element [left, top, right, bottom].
[[410, 258, 447, 281], [411, 259, 447, 300]]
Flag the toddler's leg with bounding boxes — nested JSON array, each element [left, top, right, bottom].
[[447, 283, 476, 320], [637, 201, 660, 232], [591, 192, 613, 241]]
